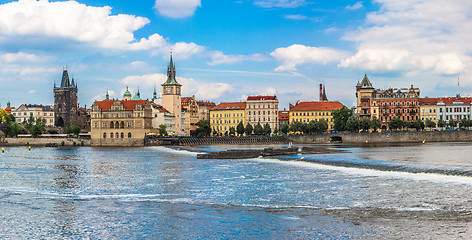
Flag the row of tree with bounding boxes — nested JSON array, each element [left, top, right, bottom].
[[0, 110, 81, 137]]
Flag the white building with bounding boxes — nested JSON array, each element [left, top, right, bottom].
[[12, 104, 55, 126]]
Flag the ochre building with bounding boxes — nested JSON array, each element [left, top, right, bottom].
[[289, 101, 344, 131], [210, 102, 246, 136]]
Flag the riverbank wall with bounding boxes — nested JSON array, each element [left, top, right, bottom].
[[1, 137, 90, 147], [146, 136, 288, 146], [288, 131, 472, 144]]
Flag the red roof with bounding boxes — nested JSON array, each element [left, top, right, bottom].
[[181, 97, 194, 104], [150, 103, 170, 113], [197, 101, 216, 107], [289, 101, 344, 111], [247, 96, 277, 101], [95, 99, 148, 111], [279, 111, 289, 120], [436, 97, 472, 105], [420, 97, 438, 105], [211, 102, 246, 111]]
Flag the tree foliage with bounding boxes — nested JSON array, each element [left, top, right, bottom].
[[346, 115, 359, 132], [253, 123, 264, 135], [388, 117, 403, 131], [196, 120, 211, 136], [371, 116, 381, 132], [425, 119, 436, 130], [280, 124, 289, 135], [158, 124, 167, 136], [229, 126, 236, 136], [263, 123, 271, 135], [245, 123, 253, 136], [332, 107, 354, 131], [236, 122, 245, 136], [437, 119, 447, 129], [359, 117, 371, 132]]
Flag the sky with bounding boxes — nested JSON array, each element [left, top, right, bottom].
[[0, 0, 471, 110]]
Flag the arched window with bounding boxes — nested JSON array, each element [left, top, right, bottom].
[[110, 121, 114, 128], [120, 121, 124, 129], [115, 132, 119, 138], [110, 132, 113, 138], [115, 121, 119, 129], [121, 132, 124, 138], [128, 132, 132, 138], [103, 133, 107, 138]]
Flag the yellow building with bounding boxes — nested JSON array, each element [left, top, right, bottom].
[[420, 97, 438, 123], [181, 96, 199, 136], [90, 97, 155, 147], [210, 102, 246, 136], [289, 101, 344, 131]]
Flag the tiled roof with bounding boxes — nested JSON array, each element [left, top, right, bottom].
[[181, 97, 193, 104], [197, 101, 216, 107], [420, 97, 438, 105], [279, 111, 289, 120], [211, 102, 246, 111], [95, 99, 148, 111], [247, 96, 277, 101], [150, 103, 170, 113], [289, 101, 344, 111], [435, 97, 472, 105]]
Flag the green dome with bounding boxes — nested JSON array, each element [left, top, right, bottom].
[[123, 90, 132, 97]]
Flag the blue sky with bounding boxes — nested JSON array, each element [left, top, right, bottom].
[[0, 0, 471, 109]]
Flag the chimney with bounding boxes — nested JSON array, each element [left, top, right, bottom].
[[319, 84, 323, 101]]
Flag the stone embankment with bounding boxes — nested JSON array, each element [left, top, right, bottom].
[[288, 130, 472, 144], [146, 136, 288, 146], [1, 137, 90, 147], [197, 146, 346, 159]]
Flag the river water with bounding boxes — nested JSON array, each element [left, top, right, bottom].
[[1, 142, 471, 239]]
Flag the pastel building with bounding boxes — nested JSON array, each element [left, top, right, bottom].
[[246, 96, 279, 133], [12, 104, 55, 126], [210, 102, 246, 136], [289, 101, 344, 131]]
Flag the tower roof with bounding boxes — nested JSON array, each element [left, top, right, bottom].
[[162, 52, 181, 86], [360, 74, 374, 89], [123, 87, 132, 97], [60, 69, 70, 88]]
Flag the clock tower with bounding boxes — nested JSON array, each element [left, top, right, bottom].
[[162, 53, 182, 135]]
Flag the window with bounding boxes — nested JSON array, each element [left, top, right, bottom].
[[103, 133, 107, 138], [121, 132, 124, 138], [166, 88, 171, 94], [128, 132, 132, 138]]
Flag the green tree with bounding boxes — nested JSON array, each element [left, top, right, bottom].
[[31, 117, 46, 137], [195, 120, 211, 136], [229, 126, 236, 135], [413, 119, 425, 131], [371, 116, 381, 132], [263, 123, 271, 135], [425, 119, 436, 130], [280, 124, 289, 135], [236, 122, 245, 136], [273, 128, 279, 135], [25, 114, 35, 133], [307, 120, 319, 133], [359, 117, 371, 132], [437, 119, 447, 130], [332, 107, 353, 131], [318, 119, 328, 133], [7, 122, 23, 137], [448, 119, 457, 128], [245, 123, 253, 136], [254, 122, 264, 135], [346, 115, 359, 132], [289, 121, 306, 134], [158, 124, 167, 136], [389, 117, 403, 131]]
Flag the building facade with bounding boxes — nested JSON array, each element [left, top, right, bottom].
[[278, 109, 289, 129], [54, 68, 78, 128], [246, 96, 279, 134], [420, 97, 438, 123], [90, 98, 155, 146], [210, 102, 246, 136], [181, 96, 199, 136], [436, 97, 472, 123], [289, 101, 344, 131], [151, 103, 175, 135], [356, 75, 420, 130], [197, 101, 216, 121], [12, 104, 55, 126], [161, 54, 182, 136]]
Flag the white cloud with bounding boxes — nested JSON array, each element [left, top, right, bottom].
[[255, 0, 305, 8], [154, 0, 201, 18], [28, 90, 36, 94], [0, 0, 206, 59], [271, 44, 350, 72], [0, 52, 56, 77], [92, 90, 116, 102], [284, 14, 307, 20], [346, 1, 363, 10], [1, 52, 41, 62], [340, 0, 472, 76], [207, 51, 268, 65], [121, 73, 232, 100]]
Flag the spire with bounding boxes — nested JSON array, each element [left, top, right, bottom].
[[360, 74, 374, 89], [7, 100, 10, 108], [60, 67, 70, 88], [137, 86, 141, 98], [106, 89, 109, 100], [322, 85, 328, 101], [457, 76, 461, 97], [162, 51, 181, 86], [152, 85, 157, 100], [71, 77, 75, 87]]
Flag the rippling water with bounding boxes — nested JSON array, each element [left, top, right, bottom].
[[1, 142, 472, 239]]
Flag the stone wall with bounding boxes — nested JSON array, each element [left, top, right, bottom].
[[288, 131, 472, 144], [146, 136, 288, 146], [1, 137, 90, 146], [91, 138, 145, 147]]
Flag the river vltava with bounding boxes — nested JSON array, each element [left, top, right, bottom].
[[1, 142, 471, 239]]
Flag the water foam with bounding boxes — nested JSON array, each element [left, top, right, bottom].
[[254, 158, 472, 185], [148, 146, 203, 156]]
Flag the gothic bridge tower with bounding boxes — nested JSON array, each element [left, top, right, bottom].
[[54, 67, 78, 128], [161, 53, 182, 135]]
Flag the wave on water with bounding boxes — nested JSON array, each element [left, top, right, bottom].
[[253, 157, 472, 185], [148, 146, 204, 156]]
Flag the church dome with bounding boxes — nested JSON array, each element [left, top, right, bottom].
[[123, 87, 132, 97]]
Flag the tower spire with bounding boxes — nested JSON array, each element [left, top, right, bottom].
[[106, 89, 109, 100], [457, 76, 461, 97]]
